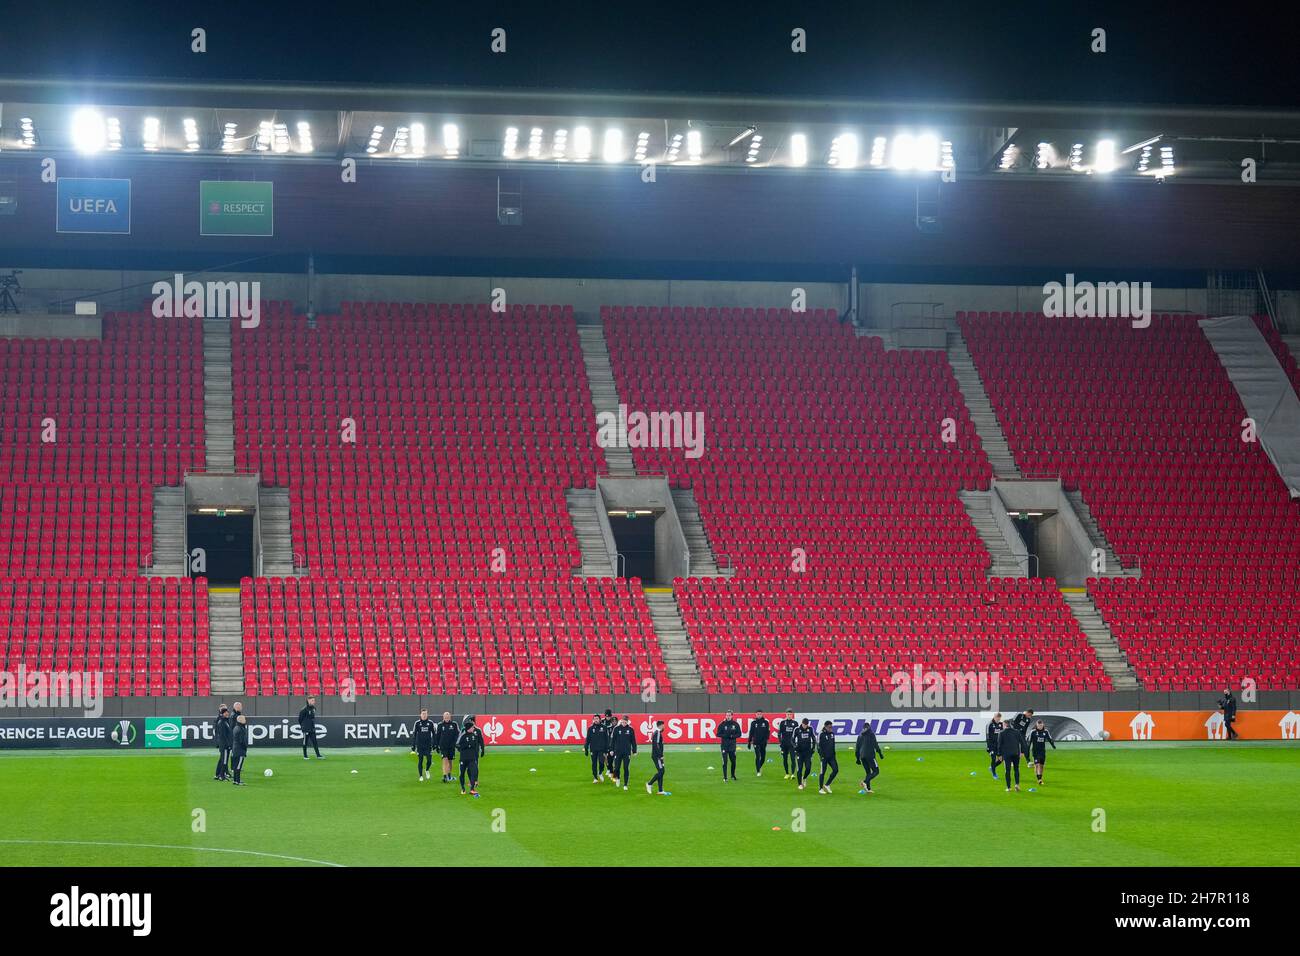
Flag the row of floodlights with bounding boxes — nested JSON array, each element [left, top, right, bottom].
[[1008, 138, 1176, 176], [25, 110, 961, 170]]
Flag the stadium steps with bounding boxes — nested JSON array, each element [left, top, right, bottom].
[[207, 589, 245, 694], [143, 486, 186, 577], [565, 488, 615, 576], [946, 330, 1021, 478], [202, 318, 235, 473], [575, 319, 635, 477], [644, 589, 704, 692], [1063, 489, 1141, 578], [958, 489, 1025, 577], [670, 488, 734, 577], [1060, 588, 1142, 690], [258, 486, 301, 576]]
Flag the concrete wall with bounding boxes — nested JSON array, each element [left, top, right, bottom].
[[0, 313, 101, 338], [4, 267, 848, 318], [993, 479, 1096, 585], [10, 689, 1299, 720], [860, 282, 1212, 328], [596, 476, 689, 582]]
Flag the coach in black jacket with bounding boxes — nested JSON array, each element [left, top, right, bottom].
[[1218, 688, 1239, 740], [456, 718, 486, 795], [231, 715, 250, 786], [411, 709, 437, 781], [999, 718, 1025, 792], [298, 696, 323, 759], [645, 720, 668, 794], [214, 706, 233, 781], [855, 723, 884, 793]]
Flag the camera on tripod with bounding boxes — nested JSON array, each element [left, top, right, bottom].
[[0, 270, 22, 314]]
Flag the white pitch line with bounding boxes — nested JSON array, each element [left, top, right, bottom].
[[0, 839, 345, 867]]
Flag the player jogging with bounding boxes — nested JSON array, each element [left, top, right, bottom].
[[645, 720, 670, 795], [855, 722, 884, 794], [792, 718, 816, 790], [777, 710, 798, 779], [411, 708, 437, 781], [610, 715, 638, 790], [816, 722, 839, 794], [748, 710, 771, 776], [985, 712, 1005, 779], [436, 712, 460, 783], [457, 716, 486, 796], [1027, 719, 1056, 785], [717, 711, 742, 781]]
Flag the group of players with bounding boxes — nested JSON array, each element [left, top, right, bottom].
[[985, 709, 1057, 791], [216, 698, 1059, 798], [582, 708, 886, 796]]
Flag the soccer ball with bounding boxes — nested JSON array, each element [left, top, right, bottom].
[[263, 768, 274, 778], [1099, 730, 1111, 741]]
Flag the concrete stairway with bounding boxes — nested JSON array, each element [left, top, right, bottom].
[[144, 486, 186, 577], [208, 591, 245, 695], [947, 330, 1021, 478], [1061, 589, 1141, 691], [566, 488, 614, 576], [202, 318, 235, 473], [258, 487, 298, 576], [1283, 335, 1300, 371], [1064, 489, 1139, 577], [959, 489, 1025, 577], [576, 321, 634, 477], [644, 590, 704, 692], [670, 488, 733, 577]]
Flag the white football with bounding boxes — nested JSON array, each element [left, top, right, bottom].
[[263, 768, 274, 777]]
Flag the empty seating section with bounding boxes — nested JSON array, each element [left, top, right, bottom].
[[231, 301, 662, 693], [0, 579, 210, 696], [603, 305, 1111, 692], [1251, 314, 1300, 398], [961, 312, 1300, 689], [0, 315, 207, 695], [239, 577, 664, 696], [678, 577, 1109, 692]]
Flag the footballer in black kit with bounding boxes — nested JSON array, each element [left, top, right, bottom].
[[1027, 719, 1056, 785], [411, 709, 437, 781], [985, 712, 1005, 779], [584, 713, 611, 783], [855, 722, 883, 793], [436, 712, 460, 782], [792, 718, 816, 789], [776, 710, 799, 779], [456, 717, 486, 795], [816, 723, 839, 793], [298, 696, 323, 759], [645, 720, 669, 795], [748, 711, 771, 776], [717, 711, 742, 781], [610, 715, 638, 790], [214, 705, 233, 781]]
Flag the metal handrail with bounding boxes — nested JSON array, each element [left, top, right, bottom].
[[616, 552, 627, 578], [889, 301, 944, 324], [715, 552, 735, 573]]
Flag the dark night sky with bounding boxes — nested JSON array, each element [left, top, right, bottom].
[[2, 0, 1298, 108]]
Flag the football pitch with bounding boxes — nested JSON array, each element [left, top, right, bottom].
[[1, 742, 1296, 867]]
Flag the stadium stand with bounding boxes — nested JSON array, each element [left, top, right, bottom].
[[0, 313, 208, 695], [602, 305, 1113, 692], [229, 301, 667, 695], [960, 311, 1300, 690]]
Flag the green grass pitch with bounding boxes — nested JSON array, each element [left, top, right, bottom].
[[2, 742, 1296, 866]]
